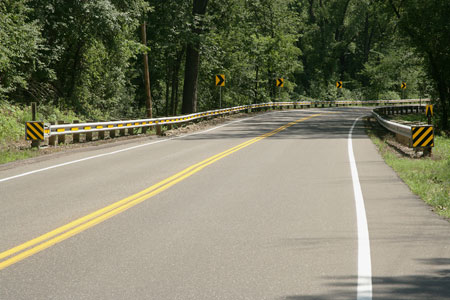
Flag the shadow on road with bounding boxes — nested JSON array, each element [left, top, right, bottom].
[[280, 258, 450, 300], [180, 108, 370, 142]]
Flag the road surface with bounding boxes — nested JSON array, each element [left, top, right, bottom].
[[1, 107, 449, 299]]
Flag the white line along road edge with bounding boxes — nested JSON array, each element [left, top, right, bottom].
[[348, 117, 373, 300]]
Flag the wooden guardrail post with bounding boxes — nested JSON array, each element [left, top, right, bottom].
[[98, 120, 105, 140], [156, 124, 162, 136], [128, 127, 134, 135], [57, 120, 65, 144], [119, 124, 126, 137], [86, 120, 93, 141], [49, 121, 56, 146], [110, 127, 116, 138], [73, 120, 80, 143], [141, 125, 148, 134]]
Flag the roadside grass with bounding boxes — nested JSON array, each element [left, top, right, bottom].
[[0, 102, 82, 165], [0, 148, 41, 165], [366, 118, 450, 219]]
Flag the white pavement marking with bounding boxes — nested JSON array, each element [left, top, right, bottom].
[[348, 117, 373, 300], [0, 113, 281, 184]]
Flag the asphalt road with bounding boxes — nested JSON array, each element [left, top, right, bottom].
[[0, 107, 449, 300]]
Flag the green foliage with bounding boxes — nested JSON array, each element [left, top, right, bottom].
[[0, 101, 29, 143], [0, 101, 81, 144], [0, 0, 43, 99], [395, 0, 450, 129], [0, 0, 447, 126]]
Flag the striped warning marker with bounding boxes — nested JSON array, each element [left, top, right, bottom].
[[26, 122, 44, 141], [412, 126, 434, 148]]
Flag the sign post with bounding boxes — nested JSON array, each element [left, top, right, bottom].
[[401, 82, 406, 99], [29, 103, 41, 148], [216, 74, 225, 108], [426, 104, 433, 125]]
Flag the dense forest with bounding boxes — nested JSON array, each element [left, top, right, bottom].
[[1, 0, 449, 129]]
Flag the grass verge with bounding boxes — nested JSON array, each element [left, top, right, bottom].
[[0, 148, 41, 165], [365, 117, 450, 219]]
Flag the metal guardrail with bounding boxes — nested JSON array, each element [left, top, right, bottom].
[[371, 104, 434, 151], [35, 99, 429, 146], [371, 109, 413, 139]]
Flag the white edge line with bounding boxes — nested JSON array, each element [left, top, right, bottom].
[[348, 116, 373, 300], [0, 112, 277, 183]]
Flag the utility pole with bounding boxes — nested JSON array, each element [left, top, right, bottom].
[[141, 22, 152, 118]]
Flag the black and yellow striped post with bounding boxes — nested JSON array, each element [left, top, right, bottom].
[[26, 121, 44, 146], [411, 125, 434, 149]]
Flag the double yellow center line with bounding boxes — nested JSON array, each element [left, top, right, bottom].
[[0, 113, 322, 271]]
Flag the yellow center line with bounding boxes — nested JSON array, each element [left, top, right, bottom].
[[0, 113, 322, 270]]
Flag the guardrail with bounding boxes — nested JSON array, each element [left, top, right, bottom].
[[371, 104, 434, 154], [30, 98, 429, 146]]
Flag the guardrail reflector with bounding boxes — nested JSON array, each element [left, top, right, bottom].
[[412, 126, 434, 148], [26, 122, 44, 140]]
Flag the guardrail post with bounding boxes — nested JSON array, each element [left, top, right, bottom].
[[141, 125, 148, 134], [86, 120, 93, 141], [120, 125, 126, 137], [99, 120, 105, 140], [57, 120, 65, 144], [110, 126, 116, 138], [49, 121, 56, 146], [128, 127, 134, 135], [156, 124, 162, 136], [73, 120, 80, 143]]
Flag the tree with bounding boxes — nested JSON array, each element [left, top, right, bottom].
[[389, 0, 450, 130], [0, 0, 43, 101], [182, 0, 209, 114]]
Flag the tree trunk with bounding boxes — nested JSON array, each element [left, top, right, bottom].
[[254, 65, 259, 104], [428, 52, 449, 130], [171, 46, 185, 116], [181, 0, 209, 114], [141, 22, 153, 118], [165, 53, 170, 117]]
